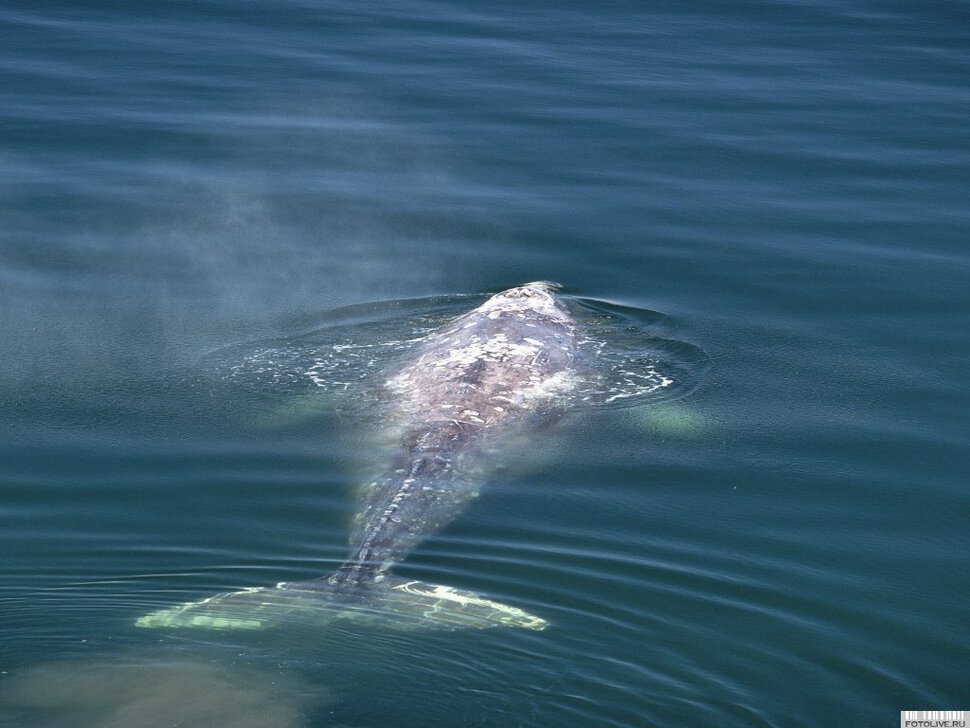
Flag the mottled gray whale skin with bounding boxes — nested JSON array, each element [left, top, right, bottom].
[[137, 282, 575, 631], [329, 280, 577, 590]]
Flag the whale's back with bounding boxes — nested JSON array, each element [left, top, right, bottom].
[[387, 284, 579, 432]]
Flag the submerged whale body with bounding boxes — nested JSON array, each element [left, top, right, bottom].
[[137, 282, 579, 631]]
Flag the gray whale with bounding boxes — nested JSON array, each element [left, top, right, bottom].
[[137, 282, 577, 631]]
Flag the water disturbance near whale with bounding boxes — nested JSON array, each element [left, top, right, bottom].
[[136, 283, 707, 632]]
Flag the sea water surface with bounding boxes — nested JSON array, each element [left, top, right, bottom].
[[1, 2, 968, 727]]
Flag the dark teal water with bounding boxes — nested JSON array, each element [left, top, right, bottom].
[[1, 2, 968, 726]]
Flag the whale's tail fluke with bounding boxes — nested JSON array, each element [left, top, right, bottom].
[[134, 576, 547, 632]]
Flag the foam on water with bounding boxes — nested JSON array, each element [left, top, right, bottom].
[[211, 291, 708, 418]]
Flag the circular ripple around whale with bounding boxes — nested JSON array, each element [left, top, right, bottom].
[[204, 291, 709, 417]]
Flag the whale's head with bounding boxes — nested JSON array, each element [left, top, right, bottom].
[[479, 282, 568, 320], [497, 281, 561, 299]]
